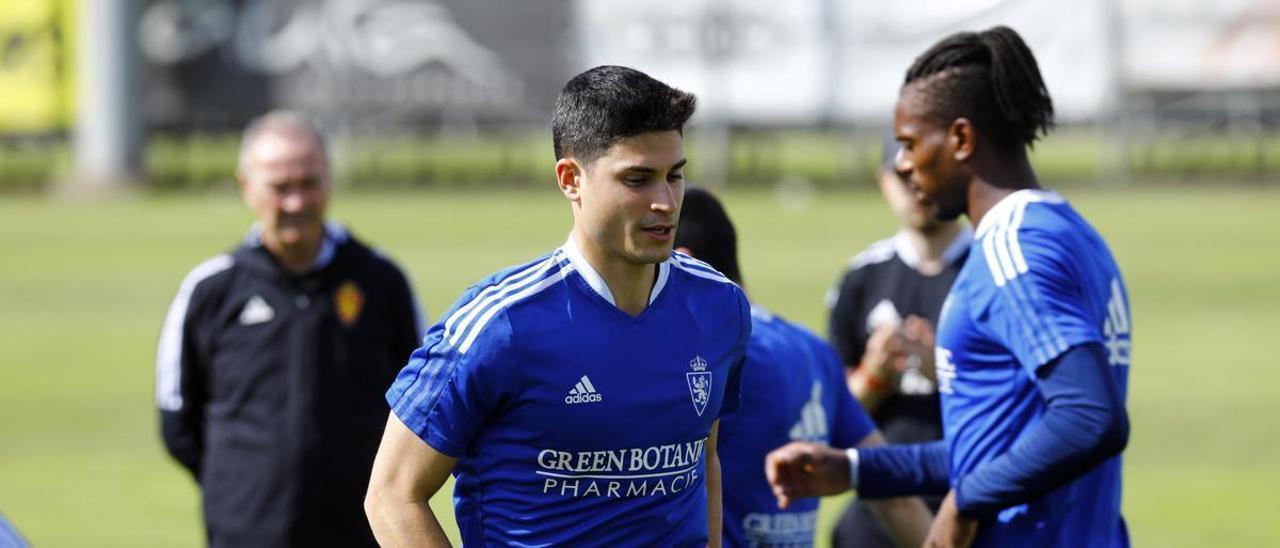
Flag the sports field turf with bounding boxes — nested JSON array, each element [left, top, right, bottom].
[[0, 186, 1276, 546]]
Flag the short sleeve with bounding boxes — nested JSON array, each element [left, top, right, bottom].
[[827, 267, 868, 366], [982, 222, 1102, 377], [385, 307, 513, 458], [824, 343, 875, 448], [717, 289, 752, 418]]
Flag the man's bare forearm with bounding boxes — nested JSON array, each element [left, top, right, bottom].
[[365, 495, 451, 548], [365, 414, 458, 548]]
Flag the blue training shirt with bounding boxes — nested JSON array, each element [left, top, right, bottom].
[[935, 190, 1131, 547], [719, 304, 874, 548], [387, 236, 751, 547]]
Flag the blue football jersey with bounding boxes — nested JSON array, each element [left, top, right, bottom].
[[719, 305, 874, 548], [935, 190, 1131, 547], [387, 237, 751, 547]]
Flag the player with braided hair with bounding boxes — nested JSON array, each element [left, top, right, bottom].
[[766, 26, 1131, 548]]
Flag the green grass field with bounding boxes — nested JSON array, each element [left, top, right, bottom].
[[1, 186, 1277, 546]]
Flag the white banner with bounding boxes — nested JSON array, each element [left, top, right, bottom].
[[1121, 0, 1280, 90], [573, 0, 833, 124], [574, 0, 1280, 122], [575, 0, 1118, 124]]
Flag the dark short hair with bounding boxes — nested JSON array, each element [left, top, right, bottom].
[[903, 26, 1054, 150], [674, 186, 742, 285], [552, 65, 697, 163]]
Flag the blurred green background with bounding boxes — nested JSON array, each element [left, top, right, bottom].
[[9, 128, 1280, 193], [1, 184, 1277, 546]]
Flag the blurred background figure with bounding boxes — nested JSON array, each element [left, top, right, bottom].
[[826, 131, 970, 548], [677, 186, 933, 548], [155, 111, 424, 548]]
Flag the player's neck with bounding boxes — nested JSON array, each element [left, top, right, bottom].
[[571, 231, 656, 317], [607, 265, 656, 316], [905, 222, 964, 276], [966, 155, 1040, 229]]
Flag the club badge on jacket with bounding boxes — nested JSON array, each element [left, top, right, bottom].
[[335, 281, 365, 327]]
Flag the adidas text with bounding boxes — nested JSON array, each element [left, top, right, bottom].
[[565, 375, 603, 404], [565, 393, 604, 404]]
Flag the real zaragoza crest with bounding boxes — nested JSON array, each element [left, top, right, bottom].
[[335, 281, 365, 327], [686, 355, 712, 416]]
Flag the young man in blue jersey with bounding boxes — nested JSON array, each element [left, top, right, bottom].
[[365, 66, 751, 547], [675, 187, 933, 548], [765, 26, 1131, 548]]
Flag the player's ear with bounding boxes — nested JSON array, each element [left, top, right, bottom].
[[949, 118, 975, 162], [555, 158, 583, 202]]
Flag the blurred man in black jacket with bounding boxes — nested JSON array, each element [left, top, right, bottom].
[[156, 111, 424, 548]]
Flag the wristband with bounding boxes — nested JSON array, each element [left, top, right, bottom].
[[859, 366, 889, 393], [846, 448, 860, 490]]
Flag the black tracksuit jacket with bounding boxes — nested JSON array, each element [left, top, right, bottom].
[[157, 229, 421, 547]]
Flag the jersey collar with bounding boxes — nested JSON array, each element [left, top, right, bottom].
[[559, 234, 671, 308], [893, 224, 974, 270], [974, 189, 1065, 238]]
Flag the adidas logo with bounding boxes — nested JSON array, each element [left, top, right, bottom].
[[866, 299, 902, 332], [1103, 278, 1132, 367], [239, 295, 275, 326], [564, 375, 604, 404], [788, 382, 829, 442]]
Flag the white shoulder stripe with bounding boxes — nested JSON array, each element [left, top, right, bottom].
[[457, 263, 574, 354], [981, 199, 1071, 363], [847, 238, 895, 270], [446, 255, 566, 347], [981, 200, 1031, 287], [443, 253, 560, 338], [975, 188, 1062, 238], [1007, 201, 1030, 274], [156, 254, 234, 411], [992, 212, 1019, 281], [981, 235, 1007, 287], [675, 254, 737, 284], [672, 252, 724, 276], [677, 265, 735, 286], [672, 257, 735, 286]]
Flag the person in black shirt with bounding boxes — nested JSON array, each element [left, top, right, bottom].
[[828, 132, 971, 548], [156, 111, 424, 548]]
